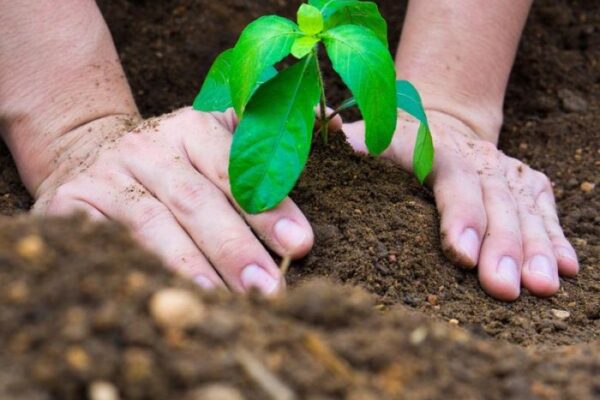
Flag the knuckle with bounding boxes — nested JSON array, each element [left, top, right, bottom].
[[168, 180, 213, 215], [478, 141, 499, 160], [45, 183, 79, 212], [533, 172, 553, 193], [118, 133, 144, 154], [213, 234, 255, 268], [132, 202, 170, 232], [165, 251, 207, 273]]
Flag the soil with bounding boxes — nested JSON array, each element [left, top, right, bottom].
[[0, 0, 599, 399]]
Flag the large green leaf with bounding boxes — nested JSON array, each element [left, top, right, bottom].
[[193, 49, 234, 112], [229, 56, 321, 214], [396, 80, 434, 183], [230, 16, 300, 116], [322, 24, 396, 155], [309, 0, 387, 44], [193, 49, 277, 112]]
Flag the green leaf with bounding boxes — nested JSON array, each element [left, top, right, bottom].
[[395, 80, 433, 183], [310, 0, 388, 45], [308, 0, 328, 8], [193, 49, 234, 112], [413, 123, 434, 184], [230, 16, 300, 116], [291, 36, 320, 59], [193, 49, 277, 112], [229, 56, 321, 214], [322, 24, 397, 155], [297, 4, 324, 35]]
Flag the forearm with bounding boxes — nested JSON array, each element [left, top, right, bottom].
[[397, 0, 533, 143], [0, 0, 139, 193]]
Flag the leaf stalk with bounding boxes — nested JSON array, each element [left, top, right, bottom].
[[313, 46, 329, 145]]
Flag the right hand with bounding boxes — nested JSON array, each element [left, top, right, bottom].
[[33, 108, 316, 294], [344, 110, 579, 301]]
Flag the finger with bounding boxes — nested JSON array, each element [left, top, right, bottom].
[[36, 194, 106, 222], [432, 154, 486, 269], [341, 121, 368, 153], [478, 159, 523, 301], [506, 163, 559, 296], [64, 173, 226, 289], [537, 190, 579, 277], [125, 154, 283, 295], [184, 112, 314, 259], [341, 118, 417, 172]]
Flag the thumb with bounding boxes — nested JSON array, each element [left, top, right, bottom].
[[341, 120, 368, 154]]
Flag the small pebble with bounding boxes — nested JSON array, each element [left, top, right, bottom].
[[89, 381, 120, 400], [580, 181, 595, 193], [186, 384, 245, 400], [519, 142, 529, 151], [426, 294, 438, 306], [409, 327, 428, 345], [448, 319, 460, 325], [16, 234, 46, 261], [66, 346, 90, 372], [551, 309, 571, 320], [149, 288, 205, 329], [558, 89, 588, 113]]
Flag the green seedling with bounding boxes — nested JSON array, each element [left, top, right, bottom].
[[194, 0, 433, 214]]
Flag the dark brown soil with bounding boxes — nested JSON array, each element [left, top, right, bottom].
[[0, 0, 598, 398], [1, 216, 599, 400]]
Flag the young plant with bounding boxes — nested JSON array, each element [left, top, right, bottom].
[[193, 0, 433, 214]]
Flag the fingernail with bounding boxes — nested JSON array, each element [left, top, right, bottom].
[[458, 228, 480, 264], [497, 256, 520, 285], [528, 255, 555, 281], [556, 246, 578, 262], [194, 275, 215, 290], [274, 218, 307, 251], [241, 264, 279, 295]]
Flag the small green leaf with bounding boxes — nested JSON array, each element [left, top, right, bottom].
[[413, 123, 434, 184], [193, 50, 277, 112], [395, 80, 434, 183], [291, 36, 320, 59], [230, 16, 300, 116], [298, 4, 324, 35], [193, 49, 234, 112], [322, 24, 397, 155], [310, 0, 387, 45], [229, 56, 321, 214]]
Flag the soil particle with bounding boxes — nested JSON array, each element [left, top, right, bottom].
[[558, 88, 589, 113]]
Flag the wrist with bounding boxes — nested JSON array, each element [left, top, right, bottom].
[[8, 113, 140, 198], [415, 87, 504, 144]]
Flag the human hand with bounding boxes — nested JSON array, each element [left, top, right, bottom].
[[343, 111, 579, 301], [33, 108, 321, 295]]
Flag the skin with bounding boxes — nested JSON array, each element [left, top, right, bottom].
[[0, 1, 578, 300], [344, 0, 579, 300]]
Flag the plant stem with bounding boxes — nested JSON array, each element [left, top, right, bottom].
[[313, 46, 329, 145]]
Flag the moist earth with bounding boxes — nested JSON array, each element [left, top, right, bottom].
[[0, 0, 598, 399]]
